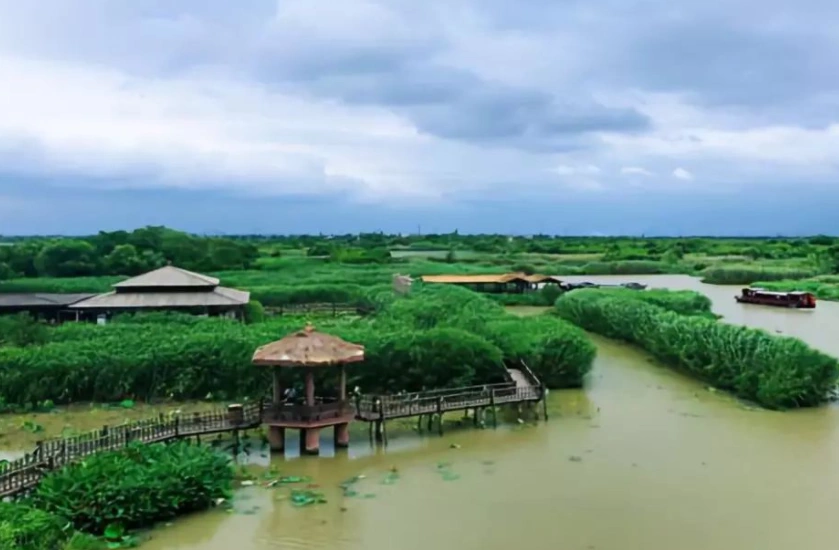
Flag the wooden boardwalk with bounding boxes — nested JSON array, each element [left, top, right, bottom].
[[355, 364, 545, 422], [1, 362, 545, 498], [0, 403, 262, 499]]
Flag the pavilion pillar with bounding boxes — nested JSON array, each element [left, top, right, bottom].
[[305, 369, 315, 406], [334, 423, 350, 448], [272, 368, 282, 405], [302, 428, 320, 455], [267, 426, 285, 452], [339, 364, 347, 401]]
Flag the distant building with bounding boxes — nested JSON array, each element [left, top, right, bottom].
[[419, 273, 563, 294], [68, 266, 250, 320], [0, 293, 95, 322]]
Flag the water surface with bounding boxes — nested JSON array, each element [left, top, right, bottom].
[[56, 277, 839, 549]]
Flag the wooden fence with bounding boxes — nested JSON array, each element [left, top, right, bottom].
[[0, 402, 262, 498], [265, 303, 360, 317]]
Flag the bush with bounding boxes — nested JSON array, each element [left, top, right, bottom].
[[0, 502, 73, 550], [243, 300, 265, 324], [30, 441, 233, 534], [361, 327, 506, 391], [0, 314, 49, 347], [555, 290, 839, 408], [481, 316, 596, 387]]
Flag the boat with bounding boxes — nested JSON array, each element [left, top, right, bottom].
[[734, 288, 816, 309], [620, 282, 647, 290]]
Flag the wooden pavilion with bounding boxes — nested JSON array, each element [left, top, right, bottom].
[[68, 266, 250, 320], [252, 323, 364, 455]]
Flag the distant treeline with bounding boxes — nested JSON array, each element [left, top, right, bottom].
[[3, 226, 839, 281], [0, 226, 259, 280]]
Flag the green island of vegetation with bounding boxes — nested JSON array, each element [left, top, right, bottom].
[[2, 442, 232, 549], [3, 227, 839, 548]]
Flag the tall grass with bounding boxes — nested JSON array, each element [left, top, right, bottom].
[[701, 265, 821, 285], [555, 289, 838, 409]]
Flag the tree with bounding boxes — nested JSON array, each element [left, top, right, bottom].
[[104, 244, 148, 276], [34, 240, 99, 277]]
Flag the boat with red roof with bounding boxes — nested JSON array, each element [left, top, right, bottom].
[[735, 287, 816, 309]]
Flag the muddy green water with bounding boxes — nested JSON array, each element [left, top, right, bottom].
[[59, 277, 839, 548]]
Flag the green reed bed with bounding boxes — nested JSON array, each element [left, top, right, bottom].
[[2, 442, 232, 549], [753, 276, 839, 301], [700, 265, 821, 285], [555, 289, 839, 409], [0, 286, 596, 407]]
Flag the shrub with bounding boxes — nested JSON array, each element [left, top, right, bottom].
[[360, 327, 506, 392], [481, 316, 596, 387], [0, 314, 49, 347], [243, 300, 265, 324], [555, 290, 839, 408], [0, 502, 73, 550], [30, 441, 233, 533]]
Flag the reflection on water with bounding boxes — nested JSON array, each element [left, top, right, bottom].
[[35, 276, 839, 549]]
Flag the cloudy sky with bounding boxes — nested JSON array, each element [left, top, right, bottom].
[[0, 0, 837, 235]]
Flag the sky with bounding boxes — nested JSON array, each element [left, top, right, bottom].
[[0, 0, 838, 236]]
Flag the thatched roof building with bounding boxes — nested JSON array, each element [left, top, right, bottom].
[[69, 266, 249, 318], [252, 323, 365, 367]]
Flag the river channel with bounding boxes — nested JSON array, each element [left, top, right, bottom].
[[57, 277, 839, 549]]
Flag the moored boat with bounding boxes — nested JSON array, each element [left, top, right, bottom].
[[735, 288, 816, 309]]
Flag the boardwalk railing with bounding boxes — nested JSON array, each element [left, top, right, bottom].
[[0, 402, 262, 498], [518, 360, 544, 391], [355, 383, 541, 421], [266, 303, 360, 317]]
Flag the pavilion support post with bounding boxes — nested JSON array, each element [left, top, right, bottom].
[[490, 390, 498, 428], [436, 396, 444, 436], [334, 423, 350, 448], [272, 368, 282, 405], [267, 426, 285, 452], [542, 387, 549, 421], [417, 415, 424, 433], [339, 365, 347, 401], [302, 428, 320, 455], [305, 369, 315, 406]]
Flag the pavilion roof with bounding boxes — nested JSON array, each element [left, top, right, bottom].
[[252, 323, 365, 367]]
